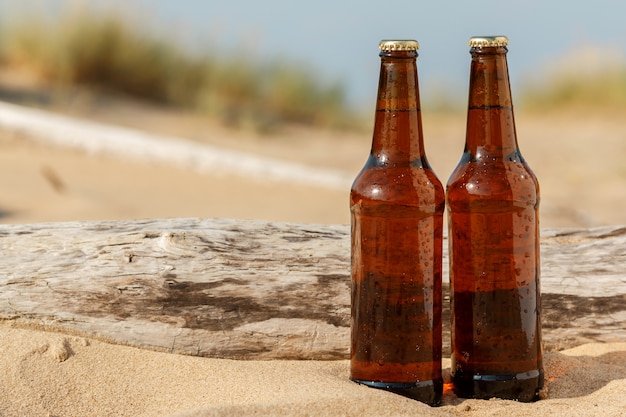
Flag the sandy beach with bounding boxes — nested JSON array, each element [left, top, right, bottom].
[[0, 101, 624, 416], [0, 99, 624, 228], [1, 323, 624, 417]]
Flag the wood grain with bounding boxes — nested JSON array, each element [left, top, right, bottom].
[[0, 218, 624, 359]]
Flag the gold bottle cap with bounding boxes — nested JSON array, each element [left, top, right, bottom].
[[468, 36, 509, 47], [378, 40, 419, 51]]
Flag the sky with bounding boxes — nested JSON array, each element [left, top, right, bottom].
[[2, 0, 626, 109]]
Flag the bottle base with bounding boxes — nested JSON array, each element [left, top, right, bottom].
[[452, 369, 544, 402], [351, 378, 443, 406]]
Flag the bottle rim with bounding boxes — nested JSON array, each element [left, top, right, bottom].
[[468, 36, 509, 48], [378, 40, 419, 52]]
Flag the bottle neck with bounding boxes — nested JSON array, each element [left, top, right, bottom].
[[465, 46, 519, 158], [371, 50, 425, 165]]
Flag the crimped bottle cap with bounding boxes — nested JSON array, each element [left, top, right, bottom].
[[378, 40, 419, 51], [468, 36, 509, 47]]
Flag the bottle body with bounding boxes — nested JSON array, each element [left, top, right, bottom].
[[350, 41, 445, 406], [447, 37, 543, 402]]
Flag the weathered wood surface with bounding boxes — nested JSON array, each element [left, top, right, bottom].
[[0, 218, 624, 359]]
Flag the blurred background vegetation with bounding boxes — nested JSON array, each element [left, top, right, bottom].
[[0, 7, 625, 133], [519, 61, 626, 114], [0, 8, 361, 133]]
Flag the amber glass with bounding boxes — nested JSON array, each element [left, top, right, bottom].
[[350, 41, 445, 406], [446, 39, 544, 402]]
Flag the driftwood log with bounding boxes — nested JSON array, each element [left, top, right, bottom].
[[0, 101, 350, 190], [0, 218, 624, 359]]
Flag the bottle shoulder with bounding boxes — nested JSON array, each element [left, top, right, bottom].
[[446, 156, 539, 208], [351, 162, 445, 208]]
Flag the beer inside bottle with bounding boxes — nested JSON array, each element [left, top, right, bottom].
[[350, 40, 445, 406], [446, 36, 544, 402]]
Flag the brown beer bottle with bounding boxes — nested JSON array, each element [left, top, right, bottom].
[[350, 40, 445, 406], [447, 36, 544, 402]]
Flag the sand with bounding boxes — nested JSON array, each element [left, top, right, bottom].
[[0, 102, 624, 227], [0, 324, 624, 417], [0, 101, 624, 416]]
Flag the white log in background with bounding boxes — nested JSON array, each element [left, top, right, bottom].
[[0, 101, 352, 190], [0, 218, 624, 359]]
